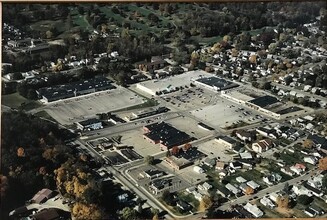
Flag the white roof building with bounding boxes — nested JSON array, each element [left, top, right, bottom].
[[236, 176, 247, 183], [244, 203, 264, 218], [260, 197, 276, 209], [247, 180, 261, 190]]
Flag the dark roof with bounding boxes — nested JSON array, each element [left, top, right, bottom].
[[217, 186, 232, 196], [77, 118, 102, 127], [144, 122, 192, 148], [196, 76, 238, 90], [37, 77, 114, 101], [249, 95, 279, 108], [307, 134, 327, 149], [33, 208, 60, 220], [303, 182, 322, 194], [151, 178, 171, 190], [177, 200, 191, 210], [305, 207, 317, 216], [144, 169, 164, 177], [219, 135, 240, 144]]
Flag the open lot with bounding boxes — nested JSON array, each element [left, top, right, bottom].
[[190, 97, 263, 129], [44, 87, 145, 125], [197, 139, 235, 162]]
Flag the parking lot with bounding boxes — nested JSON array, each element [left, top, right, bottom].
[[191, 96, 263, 129], [196, 139, 235, 162], [160, 86, 219, 111], [166, 116, 213, 140], [44, 87, 145, 125], [119, 129, 163, 157]]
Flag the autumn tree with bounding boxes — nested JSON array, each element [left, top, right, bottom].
[[0, 175, 9, 198], [121, 207, 137, 220], [152, 208, 160, 220], [303, 139, 314, 148], [171, 146, 180, 155], [318, 157, 327, 170], [245, 186, 254, 195], [199, 195, 213, 211], [183, 143, 192, 152], [17, 147, 25, 157], [72, 202, 104, 220]]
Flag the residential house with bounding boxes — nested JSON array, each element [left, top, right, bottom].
[[193, 191, 204, 201], [229, 161, 242, 170], [304, 207, 317, 217], [303, 182, 324, 197], [304, 156, 318, 165], [176, 200, 192, 211], [202, 182, 212, 191], [281, 167, 294, 176], [218, 170, 228, 178], [239, 152, 253, 160], [239, 183, 251, 194], [244, 203, 264, 218], [236, 130, 253, 142], [252, 139, 274, 153], [292, 185, 312, 196], [226, 183, 240, 195], [246, 180, 261, 190], [269, 192, 280, 203], [307, 175, 323, 189], [217, 187, 232, 198], [236, 176, 247, 183], [260, 197, 276, 209], [290, 163, 306, 175], [238, 159, 254, 169], [263, 173, 282, 185], [276, 160, 286, 167]]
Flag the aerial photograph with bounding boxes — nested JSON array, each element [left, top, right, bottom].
[[1, 2, 327, 220]]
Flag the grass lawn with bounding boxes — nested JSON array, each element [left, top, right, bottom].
[[2, 92, 29, 108], [2, 93, 42, 111], [190, 35, 223, 45], [279, 151, 303, 166], [33, 110, 57, 122]]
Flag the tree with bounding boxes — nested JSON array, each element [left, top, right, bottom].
[[161, 190, 174, 205], [121, 207, 137, 220], [151, 208, 159, 220], [297, 195, 313, 205], [144, 155, 155, 165], [171, 146, 180, 155], [199, 195, 213, 211], [17, 147, 25, 157], [183, 143, 192, 152], [245, 186, 254, 195], [318, 157, 327, 170], [303, 139, 314, 148], [72, 202, 104, 219]]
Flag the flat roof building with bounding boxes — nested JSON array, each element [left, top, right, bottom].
[[194, 76, 239, 91], [76, 118, 103, 131], [37, 77, 115, 103], [143, 122, 193, 151]]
